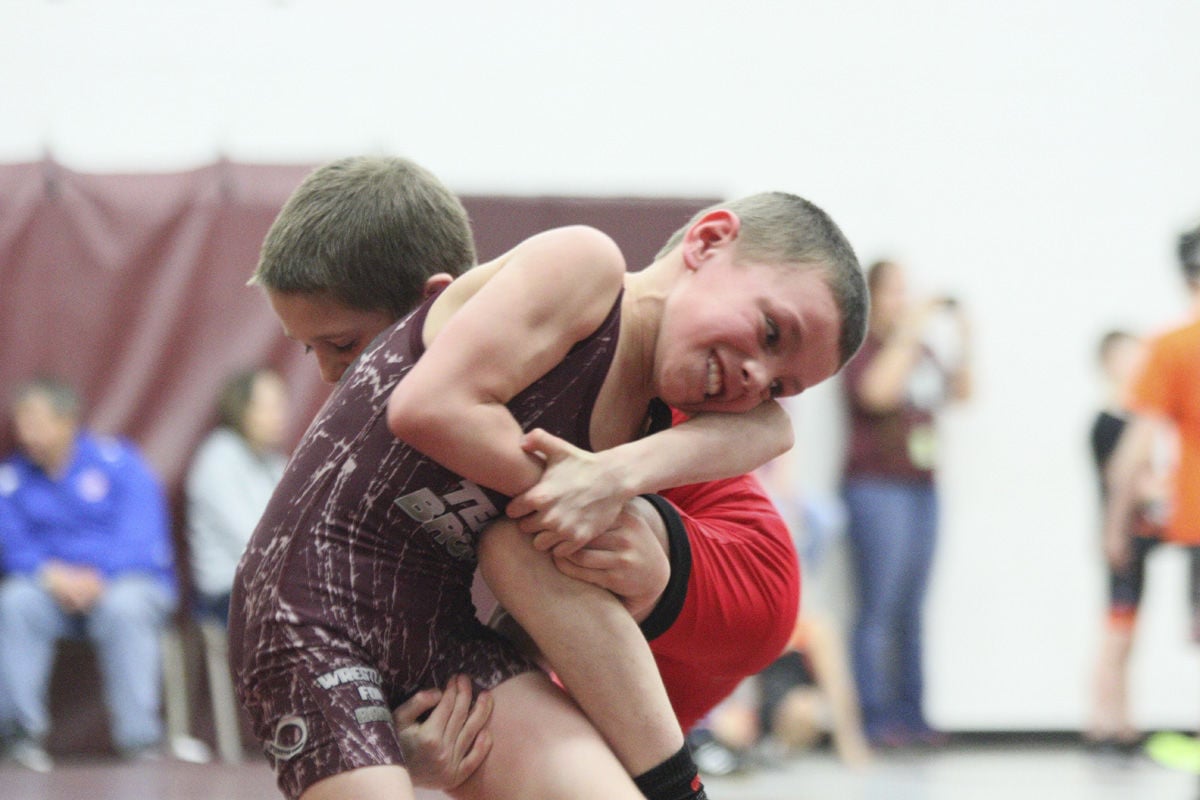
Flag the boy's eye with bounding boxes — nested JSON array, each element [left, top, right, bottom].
[[303, 345, 314, 355], [769, 379, 784, 398], [765, 315, 780, 347], [333, 340, 358, 354]]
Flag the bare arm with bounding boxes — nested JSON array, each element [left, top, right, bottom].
[[386, 226, 627, 497], [947, 305, 973, 403], [801, 617, 871, 767], [507, 402, 793, 554], [1103, 415, 1159, 569], [855, 300, 942, 411]]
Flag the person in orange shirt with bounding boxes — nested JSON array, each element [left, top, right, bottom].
[[1105, 221, 1200, 772], [1104, 224, 1200, 594]]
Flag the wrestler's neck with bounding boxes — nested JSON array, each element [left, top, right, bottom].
[[618, 261, 676, 402]]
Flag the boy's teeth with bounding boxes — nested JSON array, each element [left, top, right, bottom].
[[706, 355, 722, 396]]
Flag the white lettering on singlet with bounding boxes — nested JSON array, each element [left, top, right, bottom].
[[314, 665, 383, 690], [395, 480, 499, 561]]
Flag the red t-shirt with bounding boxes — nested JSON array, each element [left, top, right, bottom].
[[651, 470, 800, 732]]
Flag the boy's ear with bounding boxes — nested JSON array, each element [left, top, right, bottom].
[[422, 273, 454, 297], [681, 210, 740, 270]]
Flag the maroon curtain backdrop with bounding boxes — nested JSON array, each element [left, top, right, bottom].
[[0, 157, 716, 754]]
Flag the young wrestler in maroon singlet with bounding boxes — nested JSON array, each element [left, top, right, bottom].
[[239, 157, 867, 800]]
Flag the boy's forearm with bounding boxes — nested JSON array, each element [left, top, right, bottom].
[[390, 391, 544, 497], [601, 402, 793, 496]]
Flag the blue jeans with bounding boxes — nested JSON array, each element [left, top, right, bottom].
[[0, 574, 175, 750], [843, 477, 939, 740]]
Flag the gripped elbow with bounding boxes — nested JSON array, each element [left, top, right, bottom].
[[765, 400, 794, 452], [777, 423, 795, 456], [386, 385, 424, 442]]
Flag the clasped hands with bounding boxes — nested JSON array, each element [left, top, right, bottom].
[[394, 428, 671, 788]]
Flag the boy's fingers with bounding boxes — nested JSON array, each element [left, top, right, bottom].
[[531, 530, 562, 551], [461, 689, 493, 741], [553, 556, 609, 591], [445, 675, 473, 731], [514, 511, 547, 535], [452, 693, 494, 781], [506, 491, 539, 519], [424, 675, 466, 730], [558, 547, 619, 571], [455, 729, 491, 783], [393, 688, 443, 730], [551, 539, 583, 558], [520, 428, 568, 459]]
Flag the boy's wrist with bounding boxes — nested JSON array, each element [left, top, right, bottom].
[[595, 447, 646, 502]]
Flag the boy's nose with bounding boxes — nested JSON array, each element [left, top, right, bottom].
[[741, 361, 771, 399], [318, 355, 347, 385]]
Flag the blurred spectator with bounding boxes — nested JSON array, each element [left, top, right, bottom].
[[687, 614, 871, 775], [755, 616, 871, 767], [0, 376, 177, 771], [1085, 330, 1170, 754], [840, 259, 972, 748], [1109, 223, 1200, 772], [185, 367, 289, 625]]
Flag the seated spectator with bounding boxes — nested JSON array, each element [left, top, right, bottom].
[[186, 367, 289, 625], [688, 614, 871, 775], [755, 615, 871, 766], [0, 376, 177, 771]]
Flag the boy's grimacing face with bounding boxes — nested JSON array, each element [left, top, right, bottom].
[[268, 290, 397, 384], [654, 257, 842, 415]]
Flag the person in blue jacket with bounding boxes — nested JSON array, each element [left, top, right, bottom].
[[0, 376, 177, 771]]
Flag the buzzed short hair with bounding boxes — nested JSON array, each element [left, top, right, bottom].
[[658, 192, 868, 367]]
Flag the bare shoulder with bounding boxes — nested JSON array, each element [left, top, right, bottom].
[[517, 227, 626, 334], [426, 226, 626, 342], [448, 226, 623, 298], [517, 225, 626, 287]]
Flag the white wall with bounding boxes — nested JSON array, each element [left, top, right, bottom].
[[5, 0, 1200, 730]]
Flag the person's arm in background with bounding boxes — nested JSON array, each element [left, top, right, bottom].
[[1103, 415, 1161, 570], [1106, 334, 1174, 570], [946, 302, 973, 403], [797, 616, 871, 767], [0, 460, 50, 577], [0, 459, 101, 613], [853, 301, 940, 412]]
